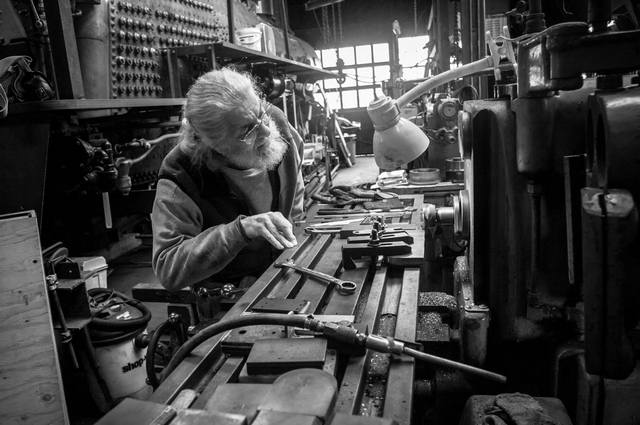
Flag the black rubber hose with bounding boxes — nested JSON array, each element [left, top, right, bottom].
[[88, 288, 151, 330], [159, 314, 310, 384], [146, 319, 175, 389]]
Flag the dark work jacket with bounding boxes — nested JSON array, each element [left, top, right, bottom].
[[154, 107, 304, 286]]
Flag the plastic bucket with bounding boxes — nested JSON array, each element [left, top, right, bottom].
[[236, 27, 262, 51], [88, 289, 152, 404]]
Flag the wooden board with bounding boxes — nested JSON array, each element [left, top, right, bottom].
[[0, 211, 69, 425]]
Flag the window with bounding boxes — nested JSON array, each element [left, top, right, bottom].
[[317, 43, 390, 110], [398, 35, 430, 80]]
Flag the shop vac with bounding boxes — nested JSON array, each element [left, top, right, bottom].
[[87, 288, 152, 407]]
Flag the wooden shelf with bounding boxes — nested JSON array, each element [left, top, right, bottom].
[[7, 98, 186, 115], [168, 41, 337, 81]]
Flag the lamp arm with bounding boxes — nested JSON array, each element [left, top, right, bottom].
[[395, 56, 493, 109]]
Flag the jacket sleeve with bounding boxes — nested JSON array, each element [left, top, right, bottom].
[[151, 179, 249, 291]]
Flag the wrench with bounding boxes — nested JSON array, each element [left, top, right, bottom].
[[274, 260, 357, 295]]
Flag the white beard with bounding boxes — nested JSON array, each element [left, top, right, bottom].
[[221, 120, 288, 170], [254, 121, 288, 170]]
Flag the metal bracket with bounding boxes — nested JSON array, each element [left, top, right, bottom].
[[346, 231, 414, 245], [342, 241, 412, 269]]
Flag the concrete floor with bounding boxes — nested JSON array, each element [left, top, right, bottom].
[[332, 155, 379, 187]]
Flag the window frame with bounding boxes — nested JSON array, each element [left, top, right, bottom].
[[316, 43, 391, 111]]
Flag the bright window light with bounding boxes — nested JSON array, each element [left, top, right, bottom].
[[358, 67, 374, 84], [358, 89, 376, 107], [324, 78, 340, 90], [341, 90, 358, 109], [355, 44, 372, 64], [374, 65, 390, 81], [398, 35, 430, 69], [403, 67, 425, 80], [338, 46, 355, 66], [325, 91, 341, 111], [341, 70, 357, 88], [372, 43, 390, 62], [322, 49, 338, 67]]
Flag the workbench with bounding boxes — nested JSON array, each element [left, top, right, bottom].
[[99, 195, 426, 425]]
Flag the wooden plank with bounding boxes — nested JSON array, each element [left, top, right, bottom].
[[383, 268, 419, 425], [0, 211, 69, 425], [9, 98, 186, 115], [42, 1, 85, 99], [334, 267, 388, 414]]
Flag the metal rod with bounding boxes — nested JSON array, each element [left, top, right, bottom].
[[404, 346, 507, 384], [227, 0, 235, 43], [280, 0, 291, 59]]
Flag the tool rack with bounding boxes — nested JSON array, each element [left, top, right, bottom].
[[101, 195, 425, 424]]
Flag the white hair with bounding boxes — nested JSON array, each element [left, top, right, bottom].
[[179, 68, 260, 167]]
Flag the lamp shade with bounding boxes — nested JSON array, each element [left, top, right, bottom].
[[368, 96, 430, 170]]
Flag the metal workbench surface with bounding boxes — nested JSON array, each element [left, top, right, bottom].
[[127, 195, 425, 424]]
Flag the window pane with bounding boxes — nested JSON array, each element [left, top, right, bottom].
[[325, 91, 341, 111], [372, 43, 389, 62], [341, 90, 358, 109], [358, 89, 375, 107], [398, 35, 430, 68], [341, 69, 357, 88], [403, 66, 425, 80], [338, 46, 355, 66], [358, 67, 374, 84], [374, 65, 390, 81], [355, 44, 372, 64], [322, 49, 338, 67], [324, 76, 339, 90], [314, 50, 322, 66]]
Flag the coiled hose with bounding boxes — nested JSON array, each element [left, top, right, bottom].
[[88, 288, 152, 347]]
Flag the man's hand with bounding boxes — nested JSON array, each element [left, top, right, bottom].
[[240, 212, 298, 250]]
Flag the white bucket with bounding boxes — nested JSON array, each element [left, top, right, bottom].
[[94, 336, 151, 401], [236, 27, 262, 52]]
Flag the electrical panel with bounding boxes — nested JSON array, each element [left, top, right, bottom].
[[76, 0, 229, 99]]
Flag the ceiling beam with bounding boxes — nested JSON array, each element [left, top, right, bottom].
[[304, 0, 345, 12]]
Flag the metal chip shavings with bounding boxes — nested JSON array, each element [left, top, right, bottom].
[[418, 292, 458, 312], [416, 311, 451, 342]]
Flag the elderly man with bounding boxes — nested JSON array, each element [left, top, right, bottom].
[[152, 68, 304, 292]]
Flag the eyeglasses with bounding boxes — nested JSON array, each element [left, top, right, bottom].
[[239, 102, 271, 144]]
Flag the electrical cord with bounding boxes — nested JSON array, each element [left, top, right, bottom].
[[88, 288, 152, 331], [146, 315, 187, 389]]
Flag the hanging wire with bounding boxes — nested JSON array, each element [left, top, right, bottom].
[[313, 9, 325, 46], [321, 7, 330, 46], [337, 2, 343, 42], [331, 4, 337, 45], [413, 0, 418, 34]]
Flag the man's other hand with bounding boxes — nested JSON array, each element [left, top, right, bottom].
[[240, 212, 298, 250]]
